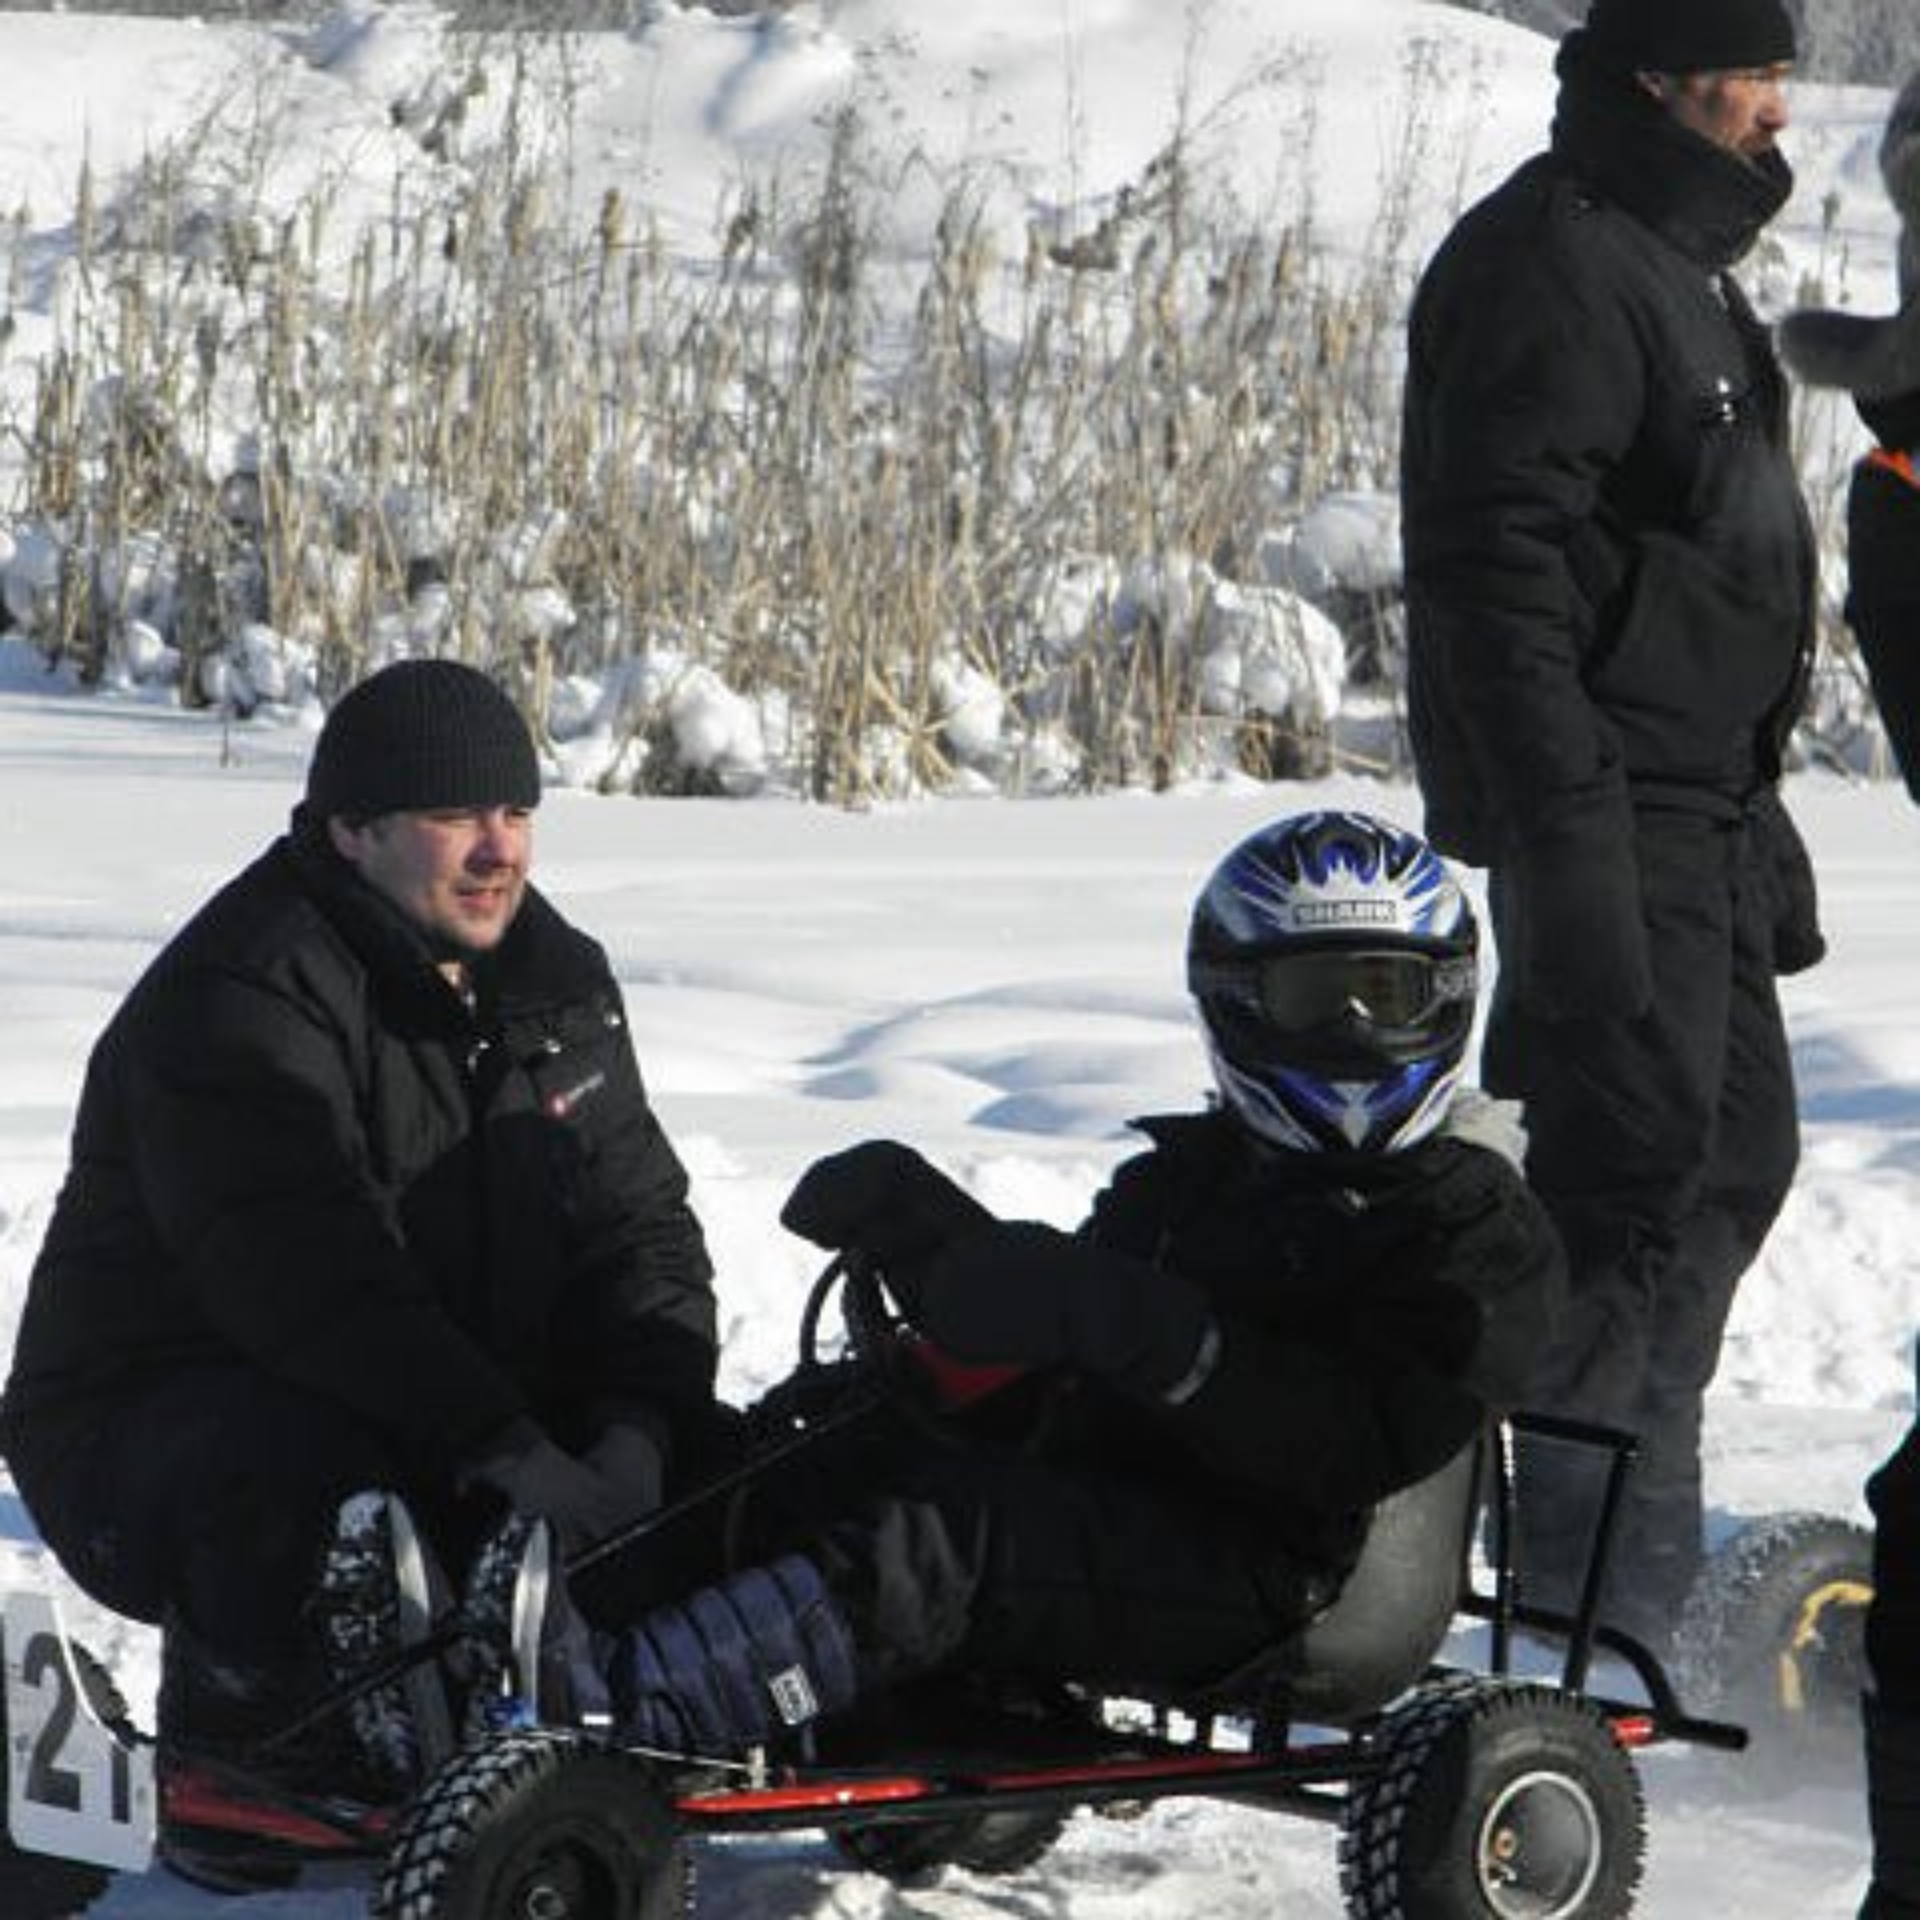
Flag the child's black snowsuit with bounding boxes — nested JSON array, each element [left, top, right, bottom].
[[599, 1108, 1563, 1742]]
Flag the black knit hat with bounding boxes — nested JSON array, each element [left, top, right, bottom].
[[1586, 0, 1795, 72], [306, 659, 541, 819]]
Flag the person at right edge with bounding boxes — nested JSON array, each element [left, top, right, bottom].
[[1400, 0, 1825, 1653], [1779, 68, 1920, 1920]]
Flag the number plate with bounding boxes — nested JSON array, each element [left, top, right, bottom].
[[4, 1588, 154, 1872]]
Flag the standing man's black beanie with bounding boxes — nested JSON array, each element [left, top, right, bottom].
[[1584, 0, 1795, 73], [305, 659, 542, 819]]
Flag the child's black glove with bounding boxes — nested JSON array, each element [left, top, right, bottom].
[[898, 1221, 1218, 1406], [781, 1139, 992, 1265]]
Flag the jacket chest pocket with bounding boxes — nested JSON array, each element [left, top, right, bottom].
[[516, 1004, 625, 1125]]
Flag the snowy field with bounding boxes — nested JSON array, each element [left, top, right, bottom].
[[0, 0, 1915, 1914]]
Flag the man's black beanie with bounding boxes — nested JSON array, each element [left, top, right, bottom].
[[306, 659, 541, 819], [1585, 0, 1795, 73]]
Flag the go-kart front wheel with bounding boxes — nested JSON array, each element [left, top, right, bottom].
[[1338, 1677, 1645, 1920], [373, 1729, 689, 1920]]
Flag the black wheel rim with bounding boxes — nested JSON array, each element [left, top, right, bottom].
[[502, 1834, 620, 1920], [1474, 1768, 1603, 1918]]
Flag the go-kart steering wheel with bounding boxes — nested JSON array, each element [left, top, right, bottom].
[[797, 1249, 904, 1374], [755, 1251, 945, 1447], [797, 1249, 1028, 1422]]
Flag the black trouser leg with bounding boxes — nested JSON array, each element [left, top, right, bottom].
[[1486, 813, 1796, 1644], [1859, 1415, 1920, 1916], [16, 1366, 430, 1668], [1870, 1416, 1920, 1706], [720, 1407, 1329, 1696], [1862, 1692, 1920, 1919], [941, 1445, 1331, 1689]]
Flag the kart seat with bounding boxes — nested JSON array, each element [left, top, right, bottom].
[[1188, 1436, 1481, 1728]]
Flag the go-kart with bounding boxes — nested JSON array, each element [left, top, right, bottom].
[[0, 1257, 1874, 1919]]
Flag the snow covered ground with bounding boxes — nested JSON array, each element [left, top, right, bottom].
[[0, 1, 1914, 1914]]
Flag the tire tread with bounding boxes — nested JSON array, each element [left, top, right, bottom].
[[373, 1728, 689, 1920], [1338, 1676, 1645, 1920]]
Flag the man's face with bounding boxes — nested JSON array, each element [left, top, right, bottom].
[[328, 806, 534, 955], [1646, 64, 1792, 160]]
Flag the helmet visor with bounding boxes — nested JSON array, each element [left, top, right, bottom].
[[1196, 948, 1477, 1036]]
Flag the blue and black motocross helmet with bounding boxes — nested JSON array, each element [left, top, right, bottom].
[[1186, 810, 1478, 1154]]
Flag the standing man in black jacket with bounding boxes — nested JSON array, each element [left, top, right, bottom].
[[0, 658, 718, 1797], [1401, 0, 1824, 1649]]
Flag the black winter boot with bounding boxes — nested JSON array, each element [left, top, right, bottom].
[[1862, 1693, 1920, 1919], [158, 1489, 451, 1798], [156, 1629, 298, 1760], [156, 1625, 396, 1810], [605, 1553, 860, 1758], [154, 1628, 353, 1895]]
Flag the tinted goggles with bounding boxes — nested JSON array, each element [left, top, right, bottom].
[[1196, 948, 1476, 1034]]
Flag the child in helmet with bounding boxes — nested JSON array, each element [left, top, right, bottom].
[[539, 811, 1566, 1758]]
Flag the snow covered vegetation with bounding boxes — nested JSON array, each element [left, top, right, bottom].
[[0, 0, 1894, 802]]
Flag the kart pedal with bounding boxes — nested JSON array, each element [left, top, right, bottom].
[[456, 1515, 611, 1734]]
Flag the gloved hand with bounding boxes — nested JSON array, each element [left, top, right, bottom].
[[461, 1418, 651, 1557], [583, 1423, 667, 1520], [781, 1139, 993, 1267], [900, 1220, 1219, 1405], [1750, 786, 1826, 976]]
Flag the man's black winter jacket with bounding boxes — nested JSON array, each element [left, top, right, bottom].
[[0, 821, 717, 1487], [1402, 34, 1816, 880]]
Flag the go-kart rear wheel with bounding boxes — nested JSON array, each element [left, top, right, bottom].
[[1338, 1676, 1645, 1919], [832, 1808, 1068, 1885], [1671, 1511, 1872, 1790], [372, 1729, 689, 1920]]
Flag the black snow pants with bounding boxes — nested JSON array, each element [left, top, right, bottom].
[[659, 1393, 1349, 1699], [1483, 804, 1799, 1646], [1863, 1394, 1920, 1918], [11, 1366, 472, 1671]]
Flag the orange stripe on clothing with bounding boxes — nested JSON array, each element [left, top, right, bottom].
[[1865, 446, 1920, 490]]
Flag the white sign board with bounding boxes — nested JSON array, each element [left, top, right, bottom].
[[5, 1588, 154, 1873]]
